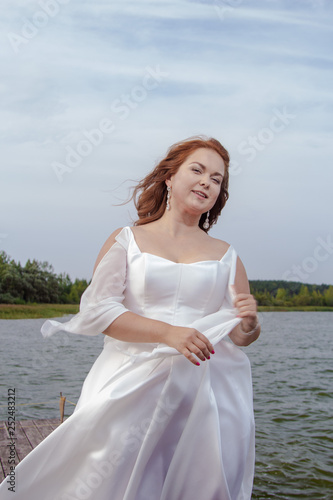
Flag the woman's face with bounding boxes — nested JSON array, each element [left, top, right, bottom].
[[167, 148, 225, 215]]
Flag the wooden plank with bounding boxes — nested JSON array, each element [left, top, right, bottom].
[[4, 422, 33, 462], [0, 423, 14, 479], [0, 425, 10, 482], [19, 420, 62, 450], [0, 458, 6, 483], [18, 421, 42, 453], [0, 419, 63, 478], [48, 418, 63, 429], [33, 419, 59, 439]]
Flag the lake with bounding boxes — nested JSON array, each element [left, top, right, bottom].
[[0, 312, 332, 499]]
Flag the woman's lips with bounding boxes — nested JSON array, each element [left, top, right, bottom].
[[192, 190, 207, 199]]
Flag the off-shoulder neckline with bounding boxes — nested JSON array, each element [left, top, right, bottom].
[[121, 226, 233, 266]]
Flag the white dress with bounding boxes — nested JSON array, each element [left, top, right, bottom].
[[0, 226, 255, 500]]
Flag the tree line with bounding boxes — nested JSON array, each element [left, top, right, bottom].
[[250, 280, 333, 307], [0, 251, 88, 305], [0, 251, 332, 307]]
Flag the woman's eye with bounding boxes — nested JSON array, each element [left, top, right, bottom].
[[192, 168, 201, 173], [212, 178, 221, 184]]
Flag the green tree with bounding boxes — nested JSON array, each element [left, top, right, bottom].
[[293, 285, 312, 306], [323, 286, 333, 307], [64, 279, 88, 304], [58, 273, 73, 303], [0, 255, 24, 302], [311, 289, 323, 306], [254, 290, 273, 306], [273, 288, 290, 306]]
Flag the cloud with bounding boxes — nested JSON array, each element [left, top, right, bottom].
[[0, 0, 332, 283]]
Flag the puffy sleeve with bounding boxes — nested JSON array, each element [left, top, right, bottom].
[[40, 231, 129, 339]]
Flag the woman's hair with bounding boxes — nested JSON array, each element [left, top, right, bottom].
[[132, 135, 230, 232]]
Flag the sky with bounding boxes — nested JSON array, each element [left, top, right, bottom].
[[1, 0, 332, 285]]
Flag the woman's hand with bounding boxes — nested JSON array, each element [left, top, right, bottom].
[[163, 326, 215, 366], [230, 285, 258, 332], [229, 284, 260, 345]]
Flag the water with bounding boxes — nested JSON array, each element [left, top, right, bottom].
[[0, 312, 332, 499], [246, 312, 333, 499]]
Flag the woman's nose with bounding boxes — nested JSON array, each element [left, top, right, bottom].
[[199, 176, 210, 187]]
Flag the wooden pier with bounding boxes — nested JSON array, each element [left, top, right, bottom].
[[0, 419, 63, 482]]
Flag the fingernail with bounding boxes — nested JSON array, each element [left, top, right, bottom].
[[212, 350, 215, 354], [207, 356, 210, 360], [202, 358, 206, 361], [196, 362, 200, 366]]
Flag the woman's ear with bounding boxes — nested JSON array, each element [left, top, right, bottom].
[[165, 179, 171, 188]]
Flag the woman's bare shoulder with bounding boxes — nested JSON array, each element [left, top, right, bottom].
[[92, 227, 124, 275], [206, 234, 231, 253]]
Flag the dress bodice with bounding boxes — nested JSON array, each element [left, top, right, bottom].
[[121, 226, 235, 326]]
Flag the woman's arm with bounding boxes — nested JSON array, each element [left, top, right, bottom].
[[228, 256, 261, 346], [92, 227, 123, 276], [103, 308, 215, 367]]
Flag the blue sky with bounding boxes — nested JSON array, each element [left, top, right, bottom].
[[1, 0, 332, 285]]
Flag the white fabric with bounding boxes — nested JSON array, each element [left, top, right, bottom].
[[0, 226, 255, 500]]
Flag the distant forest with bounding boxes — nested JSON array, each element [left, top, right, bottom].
[[0, 251, 88, 305], [1, 251, 333, 307]]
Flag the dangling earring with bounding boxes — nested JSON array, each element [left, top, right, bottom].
[[203, 210, 210, 230], [166, 186, 171, 211]]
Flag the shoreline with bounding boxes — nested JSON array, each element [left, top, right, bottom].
[[0, 304, 79, 320], [0, 303, 332, 319]]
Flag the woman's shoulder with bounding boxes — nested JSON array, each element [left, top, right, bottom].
[[207, 235, 248, 279], [92, 227, 128, 275], [205, 234, 232, 255], [101, 227, 127, 251]]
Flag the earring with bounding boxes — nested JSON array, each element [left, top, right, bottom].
[[203, 210, 210, 230], [166, 186, 171, 211]]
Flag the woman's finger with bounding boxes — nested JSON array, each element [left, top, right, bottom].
[[237, 301, 256, 312], [234, 295, 257, 311], [237, 310, 258, 320], [188, 341, 211, 361], [183, 348, 202, 366], [196, 332, 215, 354]]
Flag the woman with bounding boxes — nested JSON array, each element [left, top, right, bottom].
[[0, 136, 260, 500]]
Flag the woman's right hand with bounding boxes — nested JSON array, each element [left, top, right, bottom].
[[163, 326, 215, 366]]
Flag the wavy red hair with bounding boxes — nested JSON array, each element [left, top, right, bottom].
[[132, 135, 230, 232]]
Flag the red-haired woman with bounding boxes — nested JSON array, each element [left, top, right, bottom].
[[1, 136, 260, 500]]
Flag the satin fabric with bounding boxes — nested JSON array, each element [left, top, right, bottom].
[[0, 226, 255, 500]]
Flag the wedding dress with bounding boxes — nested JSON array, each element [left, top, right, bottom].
[[0, 226, 255, 500]]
